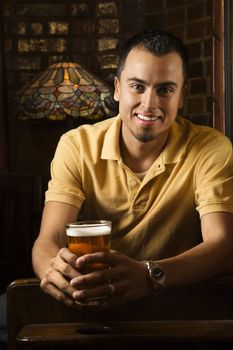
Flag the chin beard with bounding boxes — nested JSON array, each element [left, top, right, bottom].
[[135, 132, 153, 143]]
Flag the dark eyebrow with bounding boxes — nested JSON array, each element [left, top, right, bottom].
[[158, 81, 178, 88], [127, 77, 178, 88], [127, 77, 146, 84]]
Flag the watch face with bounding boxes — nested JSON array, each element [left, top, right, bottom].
[[152, 267, 165, 280], [145, 261, 166, 294]]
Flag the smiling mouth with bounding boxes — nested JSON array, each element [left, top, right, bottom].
[[136, 113, 162, 122]]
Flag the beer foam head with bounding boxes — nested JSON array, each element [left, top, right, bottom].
[[66, 224, 111, 237]]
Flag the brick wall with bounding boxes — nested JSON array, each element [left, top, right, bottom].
[[2, 0, 212, 190]]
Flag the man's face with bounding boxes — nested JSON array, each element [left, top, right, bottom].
[[114, 47, 187, 145]]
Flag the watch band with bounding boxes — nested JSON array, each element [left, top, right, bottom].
[[144, 260, 166, 295]]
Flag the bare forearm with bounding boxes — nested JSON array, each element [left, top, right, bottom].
[[158, 239, 233, 289], [32, 202, 79, 279], [32, 238, 63, 279]]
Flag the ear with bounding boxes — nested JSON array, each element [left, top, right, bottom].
[[178, 83, 188, 109], [113, 76, 120, 102]]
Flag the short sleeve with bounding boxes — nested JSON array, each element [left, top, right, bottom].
[[194, 135, 233, 217], [45, 133, 86, 208]]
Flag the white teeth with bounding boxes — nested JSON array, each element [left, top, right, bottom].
[[137, 113, 160, 121]]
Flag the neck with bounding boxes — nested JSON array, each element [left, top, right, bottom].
[[120, 130, 168, 173]]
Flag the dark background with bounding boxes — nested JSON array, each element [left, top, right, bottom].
[[0, 0, 212, 192]]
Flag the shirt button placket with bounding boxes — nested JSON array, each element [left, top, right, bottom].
[[129, 178, 138, 201]]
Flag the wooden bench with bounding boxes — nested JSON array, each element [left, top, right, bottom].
[[7, 275, 233, 349]]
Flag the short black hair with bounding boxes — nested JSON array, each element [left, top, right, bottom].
[[116, 28, 189, 80]]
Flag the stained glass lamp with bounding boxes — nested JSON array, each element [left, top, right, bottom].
[[16, 62, 115, 121]]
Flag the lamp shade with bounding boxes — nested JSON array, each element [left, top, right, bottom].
[[16, 62, 115, 121]]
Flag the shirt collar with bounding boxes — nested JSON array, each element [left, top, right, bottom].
[[101, 115, 189, 164], [162, 116, 190, 164], [101, 114, 122, 160]]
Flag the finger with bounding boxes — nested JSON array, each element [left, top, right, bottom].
[[110, 249, 122, 255], [92, 279, 130, 308], [86, 280, 128, 309], [40, 277, 75, 307], [44, 267, 77, 298], [75, 251, 121, 269], [107, 283, 115, 296], [70, 267, 112, 289], [59, 247, 80, 267], [72, 281, 115, 302], [51, 254, 81, 280]]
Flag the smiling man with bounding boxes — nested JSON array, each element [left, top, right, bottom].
[[32, 29, 233, 307], [114, 47, 187, 172]]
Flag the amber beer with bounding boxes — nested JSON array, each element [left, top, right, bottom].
[[66, 220, 111, 270]]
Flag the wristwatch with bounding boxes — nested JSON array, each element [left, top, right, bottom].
[[144, 261, 166, 294]]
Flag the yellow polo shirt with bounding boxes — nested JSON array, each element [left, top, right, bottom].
[[46, 115, 233, 260]]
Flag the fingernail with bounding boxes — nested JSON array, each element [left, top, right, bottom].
[[66, 299, 74, 307]]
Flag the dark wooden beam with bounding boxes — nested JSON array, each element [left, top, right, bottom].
[[212, 0, 225, 133], [0, 1, 7, 171]]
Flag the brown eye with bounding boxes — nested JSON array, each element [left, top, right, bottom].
[[132, 84, 141, 89], [131, 84, 144, 92], [158, 86, 174, 95]]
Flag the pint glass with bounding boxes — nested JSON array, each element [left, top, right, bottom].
[[66, 220, 111, 270], [66, 220, 112, 306]]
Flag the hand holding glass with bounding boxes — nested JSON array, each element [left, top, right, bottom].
[[66, 220, 112, 305]]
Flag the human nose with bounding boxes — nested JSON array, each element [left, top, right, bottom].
[[141, 89, 158, 110]]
